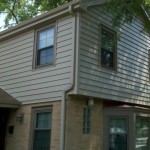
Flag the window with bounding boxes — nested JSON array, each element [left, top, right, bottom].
[[135, 116, 150, 150], [32, 107, 52, 150], [109, 117, 128, 150], [104, 107, 150, 150], [101, 26, 117, 69], [83, 107, 91, 134], [35, 26, 55, 67]]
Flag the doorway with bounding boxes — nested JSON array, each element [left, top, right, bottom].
[[0, 109, 9, 150]]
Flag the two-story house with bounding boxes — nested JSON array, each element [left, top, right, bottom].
[[0, 0, 150, 150]]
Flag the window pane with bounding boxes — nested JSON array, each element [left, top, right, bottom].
[[33, 130, 50, 150], [83, 107, 91, 134], [39, 40, 47, 49], [135, 117, 150, 150], [47, 29, 54, 38], [36, 112, 51, 128], [101, 27, 116, 68], [37, 47, 54, 65], [109, 134, 127, 150], [38, 27, 54, 49], [101, 29, 114, 51], [101, 48, 113, 68], [40, 31, 47, 40], [47, 37, 54, 46], [109, 118, 127, 150], [110, 118, 127, 134]]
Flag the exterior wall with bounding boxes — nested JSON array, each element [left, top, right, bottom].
[[78, 5, 150, 105], [5, 101, 61, 150], [65, 96, 103, 150], [0, 15, 74, 104]]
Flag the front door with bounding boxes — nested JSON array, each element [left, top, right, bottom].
[[0, 109, 8, 150]]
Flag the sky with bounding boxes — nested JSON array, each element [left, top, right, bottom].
[[0, 14, 5, 31]]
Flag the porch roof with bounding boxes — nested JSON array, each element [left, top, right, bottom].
[[0, 89, 21, 108]]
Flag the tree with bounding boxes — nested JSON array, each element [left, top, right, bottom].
[[106, 0, 150, 32], [0, 0, 150, 32], [0, 0, 69, 29]]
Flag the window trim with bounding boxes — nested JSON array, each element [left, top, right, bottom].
[[30, 106, 52, 150], [100, 24, 117, 71], [33, 24, 56, 69]]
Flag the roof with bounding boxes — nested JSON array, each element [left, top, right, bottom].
[[0, 89, 21, 108], [0, 0, 81, 41], [0, 0, 105, 41], [0, 0, 149, 40]]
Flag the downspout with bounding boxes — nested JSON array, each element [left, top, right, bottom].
[[60, 4, 76, 150]]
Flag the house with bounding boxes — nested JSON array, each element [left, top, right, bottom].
[[0, 0, 150, 150]]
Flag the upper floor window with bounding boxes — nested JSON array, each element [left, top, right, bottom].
[[35, 26, 55, 67], [101, 26, 117, 70]]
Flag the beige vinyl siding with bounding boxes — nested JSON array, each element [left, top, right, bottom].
[[0, 16, 74, 104], [78, 6, 150, 105]]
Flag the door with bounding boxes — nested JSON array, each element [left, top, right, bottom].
[[0, 109, 8, 150]]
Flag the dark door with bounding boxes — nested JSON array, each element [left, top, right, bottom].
[[0, 109, 8, 150]]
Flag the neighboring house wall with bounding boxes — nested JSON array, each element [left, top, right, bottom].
[[78, 5, 150, 105], [0, 16, 74, 104]]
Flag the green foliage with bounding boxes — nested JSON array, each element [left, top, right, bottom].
[[34, 0, 68, 11], [106, 0, 150, 33], [0, 0, 149, 32], [0, 0, 70, 29]]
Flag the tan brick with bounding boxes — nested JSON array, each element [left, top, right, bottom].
[[65, 96, 103, 150], [5, 101, 61, 150]]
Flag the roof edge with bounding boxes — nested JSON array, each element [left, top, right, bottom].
[[0, 0, 81, 41], [80, 0, 107, 7]]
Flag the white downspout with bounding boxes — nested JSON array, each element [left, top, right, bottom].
[[60, 4, 77, 150]]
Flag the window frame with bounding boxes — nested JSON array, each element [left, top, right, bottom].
[[104, 108, 134, 150], [108, 116, 129, 150], [104, 107, 150, 150], [30, 106, 52, 150], [100, 24, 117, 71], [135, 115, 150, 150], [83, 106, 91, 134], [33, 24, 56, 69]]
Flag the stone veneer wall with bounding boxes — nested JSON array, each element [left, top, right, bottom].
[[65, 96, 103, 150], [5, 101, 61, 150]]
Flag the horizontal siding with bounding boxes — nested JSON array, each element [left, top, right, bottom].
[[78, 5, 150, 105], [0, 16, 74, 103]]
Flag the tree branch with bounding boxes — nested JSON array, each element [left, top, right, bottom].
[[7, 7, 18, 24], [12, 0, 17, 11]]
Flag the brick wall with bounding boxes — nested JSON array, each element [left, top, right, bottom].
[[5, 101, 61, 150], [65, 96, 103, 150]]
